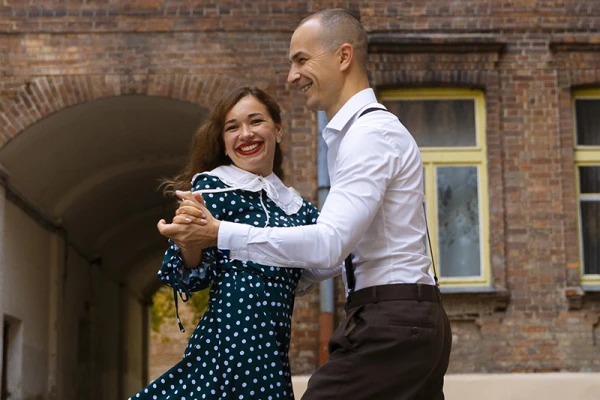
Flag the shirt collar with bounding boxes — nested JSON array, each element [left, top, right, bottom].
[[193, 164, 303, 215], [324, 88, 378, 133]]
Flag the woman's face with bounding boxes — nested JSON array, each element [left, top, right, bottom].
[[222, 95, 282, 177]]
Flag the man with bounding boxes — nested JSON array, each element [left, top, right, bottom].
[[161, 8, 452, 400]]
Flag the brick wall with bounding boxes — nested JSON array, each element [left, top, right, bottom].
[[2, 0, 600, 375]]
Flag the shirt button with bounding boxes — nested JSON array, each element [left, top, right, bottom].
[[411, 327, 419, 335]]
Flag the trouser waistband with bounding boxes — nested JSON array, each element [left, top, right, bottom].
[[346, 283, 441, 310]]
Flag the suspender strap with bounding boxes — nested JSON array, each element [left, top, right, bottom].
[[359, 107, 388, 118], [344, 255, 355, 294], [423, 203, 439, 285]]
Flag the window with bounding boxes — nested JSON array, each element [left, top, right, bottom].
[[574, 89, 600, 284], [380, 89, 490, 287]]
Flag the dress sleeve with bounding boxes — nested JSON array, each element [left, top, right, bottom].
[[156, 173, 228, 331], [157, 240, 216, 297]]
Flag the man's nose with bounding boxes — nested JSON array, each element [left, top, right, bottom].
[[287, 65, 299, 84]]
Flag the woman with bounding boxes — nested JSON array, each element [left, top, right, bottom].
[[129, 87, 336, 400]]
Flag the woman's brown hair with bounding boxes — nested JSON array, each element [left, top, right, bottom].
[[162, 86, 284, 195]]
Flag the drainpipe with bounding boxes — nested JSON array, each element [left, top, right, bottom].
[[317, 111, 334, 366]]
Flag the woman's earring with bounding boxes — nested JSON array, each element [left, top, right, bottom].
[[224, 151, 228, 157], [276, 137, 282, 144]]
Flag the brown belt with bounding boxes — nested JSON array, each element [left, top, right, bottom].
[[347, 283, 440, 310]]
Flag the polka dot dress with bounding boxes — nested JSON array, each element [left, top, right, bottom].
[[129, 173, 319, 400]]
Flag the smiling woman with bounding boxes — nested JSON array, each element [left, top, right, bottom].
[[222, 95, 283, 178], [128, 86, 334, 400], [162, 87, 286, 197]]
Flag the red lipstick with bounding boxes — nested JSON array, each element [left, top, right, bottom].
[[236, 141, 264, 156]]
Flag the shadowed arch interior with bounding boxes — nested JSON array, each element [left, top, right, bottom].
[[0, 95, 206, 293]]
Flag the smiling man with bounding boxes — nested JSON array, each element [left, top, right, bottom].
[[288, 10, 369, 120], [162, 8, 452, 400]]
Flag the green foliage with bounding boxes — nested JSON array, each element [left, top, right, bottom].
[[188, 287, 211, 320], [151, 285, 211, 333], [150, 286, 175, 332]]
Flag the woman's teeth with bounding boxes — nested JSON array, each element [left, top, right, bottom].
[[239, 143, 260, 152]]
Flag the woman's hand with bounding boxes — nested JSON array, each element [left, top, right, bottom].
[[173, 191, 209, 225], [157, 191, 221, 251]]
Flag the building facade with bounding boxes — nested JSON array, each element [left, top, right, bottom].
[[0, 1, 599, 399]]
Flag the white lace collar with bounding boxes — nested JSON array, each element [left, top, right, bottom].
[[191, 164, 303, 215]]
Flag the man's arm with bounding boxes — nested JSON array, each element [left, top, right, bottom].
[[218, 124, 404, 269], [295, 264, 344, 297]]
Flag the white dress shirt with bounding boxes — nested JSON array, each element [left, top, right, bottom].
[[218, 88, 436, 291]]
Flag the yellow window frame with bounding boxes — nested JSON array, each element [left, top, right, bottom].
[[573, 89, 600, 285], [379, 88, 490, 288]]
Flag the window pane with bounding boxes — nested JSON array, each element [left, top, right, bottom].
[[437, 166, 481, 277], [579, 166, 600, 194], [581, 200, 600, 274], [384, 99, 476, 147], [575, 99, 600, 146]]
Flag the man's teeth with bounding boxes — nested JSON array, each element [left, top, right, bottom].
[[302, 83, 312, 92], [239, 143, 260, 152]]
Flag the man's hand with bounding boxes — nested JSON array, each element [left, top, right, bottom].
[[157, 190, 221, 250]]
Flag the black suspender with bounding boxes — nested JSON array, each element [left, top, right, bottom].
[[358, 107, 388, 117], [344, 255, 355, 294], [343, 107, 439, 295]]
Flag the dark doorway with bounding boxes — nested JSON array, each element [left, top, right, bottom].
[[1, 320, 9, 400]]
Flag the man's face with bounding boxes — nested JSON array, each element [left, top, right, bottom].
[[287, 20, 341, 114]]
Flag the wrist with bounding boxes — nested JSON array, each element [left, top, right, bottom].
[[212, 219, 221, 247], [179, 247, 202, 269]]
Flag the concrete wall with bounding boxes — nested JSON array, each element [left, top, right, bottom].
[[57, 243, 97, 400], [0, 186, 5, 399], [2, 200, 51, 399], [93, 274, 121, 400], [124, 294, 145, 397], [0, 191, 148, 400]]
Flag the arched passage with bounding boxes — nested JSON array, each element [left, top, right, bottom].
[[0, 92, 211, 400]]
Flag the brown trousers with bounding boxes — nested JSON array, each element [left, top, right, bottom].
[[301, 292, 452, 400]]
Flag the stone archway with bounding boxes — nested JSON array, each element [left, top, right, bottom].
[[0, 73, 246, 400], [0, 73, 243, 143]]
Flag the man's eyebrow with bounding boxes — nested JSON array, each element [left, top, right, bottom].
[[289, 51, 307, 62]]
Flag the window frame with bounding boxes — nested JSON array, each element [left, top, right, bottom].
[[573, 89, 600, 285], [379, 88, 491, 288]]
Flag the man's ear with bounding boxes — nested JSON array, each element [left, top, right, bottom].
[[338, 43, 354, 72]]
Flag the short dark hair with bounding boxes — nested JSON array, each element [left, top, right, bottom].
[[299, 8, 368, 69]]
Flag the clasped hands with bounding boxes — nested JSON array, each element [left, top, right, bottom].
[[157, 191, 221, 265]]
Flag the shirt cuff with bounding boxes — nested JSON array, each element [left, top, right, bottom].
[[217, 221, 252, 261]]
